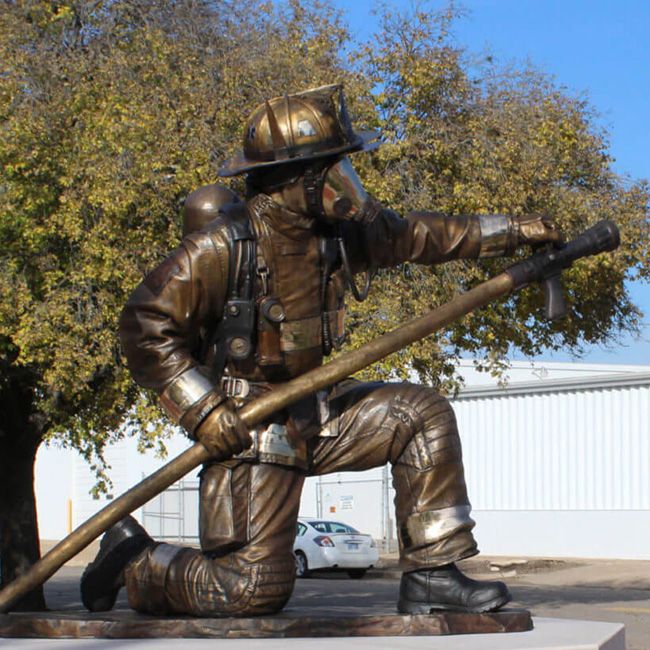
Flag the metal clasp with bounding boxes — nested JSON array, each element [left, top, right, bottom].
[[221, 376, 251, 398], [257, 266, 269, 295]]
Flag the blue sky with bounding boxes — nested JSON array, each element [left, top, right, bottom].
[[331, 0, 650, 365]]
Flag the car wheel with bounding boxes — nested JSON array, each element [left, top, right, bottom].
[[347, 569, 367, 579], [295, 551, 310, 578]]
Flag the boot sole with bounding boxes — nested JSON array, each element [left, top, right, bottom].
[[81, 535, 151, 612], [397, 592, 511, 615]]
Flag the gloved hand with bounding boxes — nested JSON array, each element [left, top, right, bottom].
[[195, 401, 252, 459], [515, 213, 563, 247]]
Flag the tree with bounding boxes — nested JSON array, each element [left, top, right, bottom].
[[348, 5, 649, 389], [0, 0, 357, 609], [0, 0, 647, 611]]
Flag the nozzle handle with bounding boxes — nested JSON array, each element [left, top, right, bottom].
[[543, 274, 567, 320]]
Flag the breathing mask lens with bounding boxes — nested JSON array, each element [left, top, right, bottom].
[[321, 158, 372, 222]]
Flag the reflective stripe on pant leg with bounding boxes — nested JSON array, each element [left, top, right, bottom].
[[402, 505, 474, 547]]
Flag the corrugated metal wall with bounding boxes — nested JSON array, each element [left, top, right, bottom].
[[455, 383, 650, 511], [450, 376, 650, 558]]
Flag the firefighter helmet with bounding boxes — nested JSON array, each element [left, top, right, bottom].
[[218, 84, 379, 177]]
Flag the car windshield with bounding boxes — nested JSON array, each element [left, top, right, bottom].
[[307, 521, 360, 534]]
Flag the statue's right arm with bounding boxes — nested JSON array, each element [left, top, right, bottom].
[[118, 229, 231, 438]]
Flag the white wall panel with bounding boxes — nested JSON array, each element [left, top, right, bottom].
[[473, 510, 650, 560], [454, 383, 650, 513], [35, 445, 74, 540]]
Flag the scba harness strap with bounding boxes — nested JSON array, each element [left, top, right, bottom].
[[207, 202, 256, 380]]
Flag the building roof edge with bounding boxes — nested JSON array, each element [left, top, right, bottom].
[[453, 371, 650, 400]]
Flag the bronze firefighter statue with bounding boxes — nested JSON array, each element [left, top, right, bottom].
[[80, 84, 561, 617]]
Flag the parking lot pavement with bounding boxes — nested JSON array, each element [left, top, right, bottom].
[[375, 553, 650, 588], [373, 555, 650, 650]]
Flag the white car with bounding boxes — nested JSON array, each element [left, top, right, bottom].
[[293, 517, 379, 579]]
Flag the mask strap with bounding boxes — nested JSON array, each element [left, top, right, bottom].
[[303, 166, 325, 217]]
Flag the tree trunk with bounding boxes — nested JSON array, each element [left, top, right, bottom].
[[0, 357, 47, 612], [0, 442, 46, 611]]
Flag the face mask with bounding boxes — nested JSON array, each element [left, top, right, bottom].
[[303, 157, 380, 224]]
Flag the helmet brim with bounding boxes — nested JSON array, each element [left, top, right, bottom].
[[217, 130, 381, 178]]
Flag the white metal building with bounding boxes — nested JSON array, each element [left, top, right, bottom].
[[35, 360, 650, 559], [453, 362, 650, 559]]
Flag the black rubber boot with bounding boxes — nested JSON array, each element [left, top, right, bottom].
[[397, 563, 511, 614], [80, 515, 153, 612]]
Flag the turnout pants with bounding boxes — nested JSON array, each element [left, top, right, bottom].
[[125, 382, 478, 616]]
